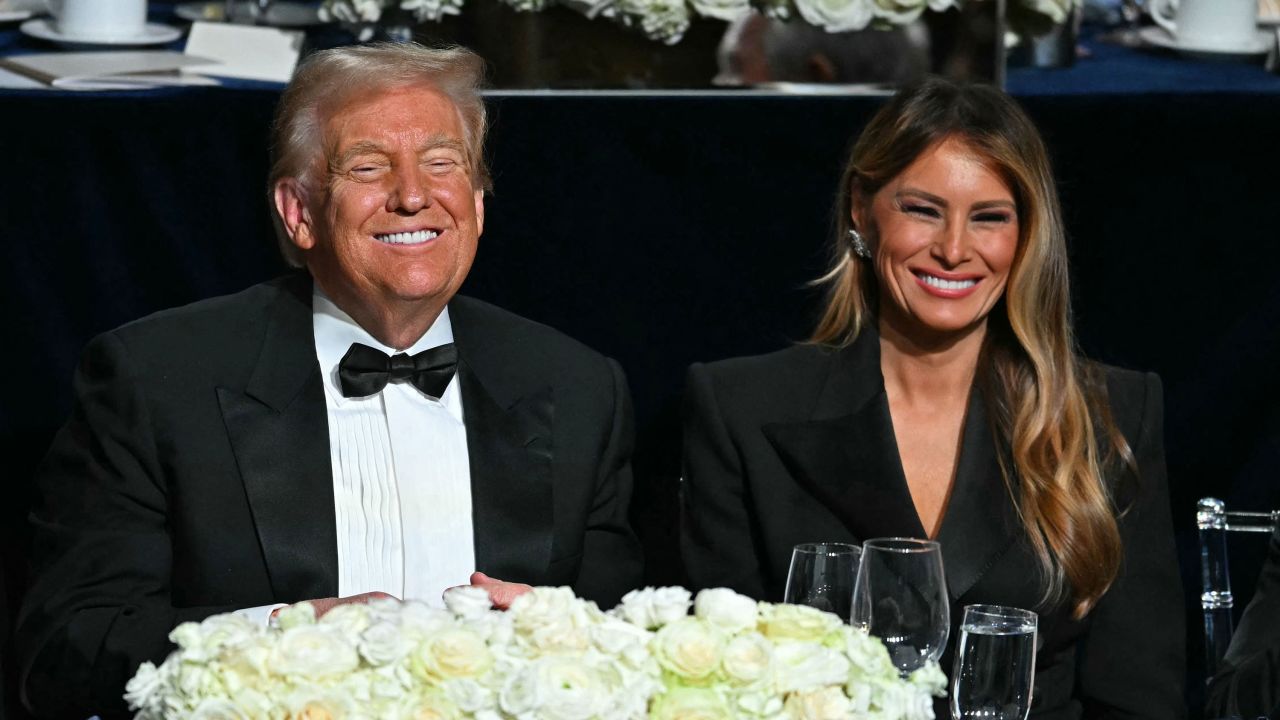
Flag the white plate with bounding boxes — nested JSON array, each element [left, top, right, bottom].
[[0, 10, 34, 22], [174, 1, 323, 27], [1138, 25, 1273, 57], [20, 18, 184, 47]]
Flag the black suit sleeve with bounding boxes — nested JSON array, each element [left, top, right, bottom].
[[680, 362, 768, 599], [571, 358, 644, 609], [1077, 372, 1187, 719], [16, 332, 236, 720], [1206, 527, 1280, 719]]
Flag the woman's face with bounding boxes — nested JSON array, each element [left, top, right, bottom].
[[855, 136, 1020, 344]]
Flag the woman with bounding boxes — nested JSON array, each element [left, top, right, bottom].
[[681, 79, 1185, 718]]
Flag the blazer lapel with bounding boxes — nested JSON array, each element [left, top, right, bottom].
[[762, 331, 927, 541], [217, 275, 339, 602], [451, 301, 555, 584], [935, 387, 1020, 601]]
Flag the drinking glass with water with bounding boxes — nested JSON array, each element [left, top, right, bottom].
[[951, 604, 1038, 720]]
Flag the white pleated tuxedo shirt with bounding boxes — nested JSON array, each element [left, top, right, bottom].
[[311, 291, 476, 605]]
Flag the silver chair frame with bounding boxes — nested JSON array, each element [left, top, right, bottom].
[[1198, 497, 1280, 679]]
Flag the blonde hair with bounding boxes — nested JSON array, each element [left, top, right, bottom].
[[267, 42, 490, 267], [813, 78, 1131, 618]]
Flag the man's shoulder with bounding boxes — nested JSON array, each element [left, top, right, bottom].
[[105, 275, 303, 362]]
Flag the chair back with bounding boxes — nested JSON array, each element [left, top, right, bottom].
[[1198, 497, 1280, 678]]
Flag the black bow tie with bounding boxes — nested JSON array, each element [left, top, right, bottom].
[[337, 342, 458, 399]]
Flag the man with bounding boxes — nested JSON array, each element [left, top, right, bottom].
[[16, 43, 642, 719]]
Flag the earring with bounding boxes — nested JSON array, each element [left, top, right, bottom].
[[848, 228, 871, 259]]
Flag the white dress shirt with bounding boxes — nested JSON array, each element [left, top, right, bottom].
[[312, 291, 475, 606]]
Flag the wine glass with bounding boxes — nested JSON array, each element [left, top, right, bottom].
[[950, 605, 1038, 720], [783, 542, 861, 618], [851, 537, 950, 675]]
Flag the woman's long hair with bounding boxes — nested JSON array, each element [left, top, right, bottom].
[[812, 78, 1131, 618]]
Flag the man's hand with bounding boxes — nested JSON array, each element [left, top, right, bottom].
[[299, 591, 399, 618], [458, 572, 533, 610]]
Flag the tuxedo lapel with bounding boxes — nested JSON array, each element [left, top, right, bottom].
[[217, 275, 339, 602], [762, 332, 927, 541], [450, 300, 555, 584], [935, 387, 1020, 601]]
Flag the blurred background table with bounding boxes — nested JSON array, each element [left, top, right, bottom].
[[1, 10, 1278, 717]]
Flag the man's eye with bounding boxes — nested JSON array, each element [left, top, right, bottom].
[[349, 164, 384, 177], [426, 158, 460, 173]]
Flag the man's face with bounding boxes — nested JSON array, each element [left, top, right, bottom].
[[284, 83, 484, 324]]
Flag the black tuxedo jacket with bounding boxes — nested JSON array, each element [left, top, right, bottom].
[[681, 330, 1185, 719], [16, 274, 642, 719], [1206, 526, 1280, 719]]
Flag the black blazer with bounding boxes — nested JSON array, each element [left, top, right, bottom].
[[1206, 525, 1280, 719], [16, 273, 642, 719], [681, 330, 1185, 720]]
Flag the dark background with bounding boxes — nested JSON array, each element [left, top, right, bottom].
[[1, 88, 1278, 716]]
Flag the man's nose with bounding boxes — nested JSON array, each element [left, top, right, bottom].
[[387, 166, 429, 213]]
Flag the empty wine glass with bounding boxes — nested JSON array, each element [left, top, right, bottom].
[[950, 605, 1038, 720], [783, 542, 861, 618], [851, 537, 949, 675]]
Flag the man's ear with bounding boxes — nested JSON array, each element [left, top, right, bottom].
[[473, 189, 485, 237], [273, 178, 315, 251]]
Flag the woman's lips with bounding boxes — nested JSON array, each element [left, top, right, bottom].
[[912, 270, 981, 298]]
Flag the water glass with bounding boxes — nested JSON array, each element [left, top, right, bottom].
[[851, 537, 949, 675], [783, 542, 861, 618], [950, 604, 1038, 720]]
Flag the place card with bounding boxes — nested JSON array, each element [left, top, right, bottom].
[[182, 20, 303, 84]]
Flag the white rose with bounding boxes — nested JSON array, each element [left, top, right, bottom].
[[227, 687, 275, 718], [688, 0, 750, 21], [199, 614, 257, 651], [531, 655, 612, 720], [590, 615, 653, 660], [443, 678, 495, 713], [321, 602, 373, 638], [511, 587, 594, 653], [444, 585, 494, 621], [649, 686, 734, 720], [757, 603, 842, 644], [615, 0, 692, 44], [413, 628, 494, 680], [274, 602, 317, 630], [168, 622, 207, 656], [653, 618, 726, 681], [721, 633, 774, 686], [175, 663, 223, 701], [784, 686, 853, 720], [285, 686, 356, 719], [694, 589, 759, 634], [124, 661, 166, 714], [272, 625, 360, 678], [398, 602, 455, 639], [734, 691, 785, 718], [188, 697, 252, 720], [360, 621, 413, 666], [843, 628, 899, 681], [793, 0, 873, 32], [774, 643, 850, 694], [615, 587, 692, 630], [398, 688, 463, 720], [907, 661, 947, 696]]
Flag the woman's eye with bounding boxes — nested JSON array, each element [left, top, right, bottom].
[[974, 212, 1012, 224], [903, 204, 940, 218]]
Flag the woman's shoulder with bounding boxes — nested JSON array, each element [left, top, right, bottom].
[[686, 342, 853, 418], [1085, 360, 1163, 438]]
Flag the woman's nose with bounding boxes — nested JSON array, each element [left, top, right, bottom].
[[932, 222, 971, 267]]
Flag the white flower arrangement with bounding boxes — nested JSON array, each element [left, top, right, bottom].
[[126, 586, 947, 719], [320, 0, 961, 44]]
